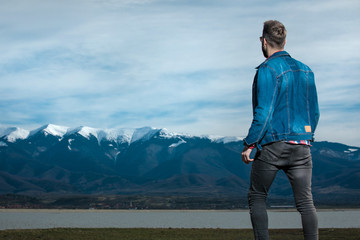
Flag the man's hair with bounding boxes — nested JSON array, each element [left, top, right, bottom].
[[262, 20, 287, 49]]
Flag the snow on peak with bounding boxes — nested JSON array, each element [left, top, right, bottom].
[[0, 127, 30, 142], [131, 127, 160, 143], [29, 124, 69, 138], [66, 126, 100, 140], [65, 126, 135, 144], [207, 135, 243, 144], [159, 128, 192, 139], [101, 128, 135, 144]]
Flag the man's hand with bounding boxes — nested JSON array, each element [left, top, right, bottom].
[[241, 146, 254, 164]]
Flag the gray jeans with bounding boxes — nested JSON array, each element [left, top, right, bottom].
[[248, 141, 318, 240]]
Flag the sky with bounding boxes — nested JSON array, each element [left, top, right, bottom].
[[0, 0, 359, 146]]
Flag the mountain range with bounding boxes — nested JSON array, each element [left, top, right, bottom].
[[0, 124, 359, 206]]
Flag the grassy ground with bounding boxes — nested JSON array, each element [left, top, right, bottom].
[[0, 228, 359, 240]]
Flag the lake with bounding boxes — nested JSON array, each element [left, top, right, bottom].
[[0, 209, 359, 230]]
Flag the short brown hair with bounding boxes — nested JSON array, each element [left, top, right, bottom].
[[262, 20, 287, 49]]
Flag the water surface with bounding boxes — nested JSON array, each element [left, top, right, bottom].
[[0, 209, 358, 230]]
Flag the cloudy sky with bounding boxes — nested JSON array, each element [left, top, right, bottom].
[[0, 0, 359, 146]]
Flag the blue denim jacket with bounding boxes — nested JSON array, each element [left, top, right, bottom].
[[243, 51, 320, 148]]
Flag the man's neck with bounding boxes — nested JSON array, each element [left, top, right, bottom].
[[267, 48, 284, 58]]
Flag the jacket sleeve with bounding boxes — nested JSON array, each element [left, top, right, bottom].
[[243, 66, 279, 146], [311, 72, 320, 134]]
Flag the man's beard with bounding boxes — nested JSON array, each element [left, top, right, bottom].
[[262, 41, 268, 58]]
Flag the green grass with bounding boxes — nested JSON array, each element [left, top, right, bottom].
[[0, 228, 359, 240]]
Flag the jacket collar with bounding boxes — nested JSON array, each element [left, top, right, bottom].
[[256, 51, 290, 69]]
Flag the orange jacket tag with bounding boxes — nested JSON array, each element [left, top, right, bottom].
[[305, 126, 312, 133]]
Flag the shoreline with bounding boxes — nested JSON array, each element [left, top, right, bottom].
[[1, 208, 359, 213]]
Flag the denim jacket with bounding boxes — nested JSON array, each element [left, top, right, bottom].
[[243, 51, 320, 148]]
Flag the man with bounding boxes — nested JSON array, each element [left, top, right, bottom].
[[242, 20, 320, 240]]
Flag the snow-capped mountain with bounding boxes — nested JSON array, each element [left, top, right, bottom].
[[0, 127, 30, 143], [0, 124, 240, 145], [0, 124, 359, 206], [29, 124, 69, 138]]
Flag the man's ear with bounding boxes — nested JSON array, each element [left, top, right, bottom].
[[263, 38, 268, 47]]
